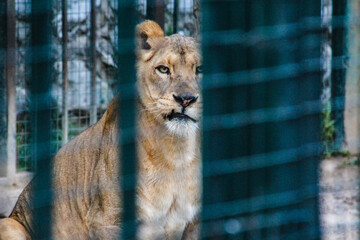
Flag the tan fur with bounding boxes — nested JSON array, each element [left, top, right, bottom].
[[0, 218, 30, 240], [0, 20, 201, 240]]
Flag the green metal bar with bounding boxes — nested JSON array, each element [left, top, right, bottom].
[[30, 0, 53, 238], [201, 1, 248, 238], [90, 0, 97, 124], [61, 0, 68, 145], [173, 0, 178, 33], [201, 0, 321, 239], [297, 1, 322, 238], [117, 1, 137, 238], [146, 0, 155, 20], [5, 0, 16, 180]]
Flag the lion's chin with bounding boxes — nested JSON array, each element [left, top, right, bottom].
[[165, 119, 198, 137]]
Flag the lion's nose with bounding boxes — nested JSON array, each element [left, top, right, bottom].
[[173, 93, 198, 108]]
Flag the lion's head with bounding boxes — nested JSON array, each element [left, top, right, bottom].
[[136, 20, 202, 136]]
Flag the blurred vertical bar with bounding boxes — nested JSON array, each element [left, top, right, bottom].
[[6, 0, 16, 181], [62, 0, 69, 145], [173, 0, 178, 33], [146, 0, 154, 20], [201, 0, 321, 239], [264, 1, 321, 239], [117, 0, 137, 238], [90, 0, 97, 125], [201, 0, 249, 238], [0, 0, 6, 177], [30, 0, 53, 238], [247, 1, 266, 239], [297, 1, 322, 238]]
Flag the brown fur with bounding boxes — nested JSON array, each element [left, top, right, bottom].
[[0, 20, 201, 240]]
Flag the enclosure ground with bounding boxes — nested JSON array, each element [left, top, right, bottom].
[[321, 156, 359, 240], [0, 157, 359, 239]]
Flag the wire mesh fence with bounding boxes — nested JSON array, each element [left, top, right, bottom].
[[0, 0, 359, 239], [12, 0, 196, 173]]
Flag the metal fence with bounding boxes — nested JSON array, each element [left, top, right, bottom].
[[5, 0, 196, 174], [1, 0, 360, 239], [201, 1, 321, 238]]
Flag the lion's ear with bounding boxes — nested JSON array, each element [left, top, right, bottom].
[[136, 21, 164, 60]]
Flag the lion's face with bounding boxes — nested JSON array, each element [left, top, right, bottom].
[[136, 21, 202, 136]]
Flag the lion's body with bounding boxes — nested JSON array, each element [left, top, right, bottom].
[[0, 20, 201, 240]]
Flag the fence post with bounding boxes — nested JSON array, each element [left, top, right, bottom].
[[90, 0, 97, 125], [30, 0, 53, 237], [173, 0, 178, 33], [0, 0, 6, 178], [6, 0, 16, 180], [62, 0, 69, 145]]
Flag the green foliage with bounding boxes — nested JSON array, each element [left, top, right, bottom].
[[166, 24, 174, 36], [342, 157, 359, 166], [322, 102, 335, 158], [322, 102, 349, 158], [322, 105, 335, 141]]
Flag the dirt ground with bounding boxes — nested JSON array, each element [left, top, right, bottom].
[[320, 156, 359, 240], [0, 157, 359, 239]]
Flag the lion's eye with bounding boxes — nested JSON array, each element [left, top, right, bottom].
[[156, 65, 170, 74], [196, 66, 202, 74]]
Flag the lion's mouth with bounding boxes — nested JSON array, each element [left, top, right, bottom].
[[164, 110, 197, 123]]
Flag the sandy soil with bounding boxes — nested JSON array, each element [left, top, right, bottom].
[[0, 157, 359, 240], [320, 156, 359, 240]]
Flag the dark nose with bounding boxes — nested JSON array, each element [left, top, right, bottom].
[[173, 93, 198, 108]]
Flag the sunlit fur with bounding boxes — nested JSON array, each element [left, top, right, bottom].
[[135, 20, 202, 239], [136, 21, 202, 138]]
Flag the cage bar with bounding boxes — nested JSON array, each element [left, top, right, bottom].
[[0, 0, 6, 178], [117, 0, 137, 238], [173, 0, 178, 33], [6, 0, 16, 180], [201, 0, 322, 239], [30, 0, 54, 237], [62, 0, 69, 145], [90, 0, 97, 125]]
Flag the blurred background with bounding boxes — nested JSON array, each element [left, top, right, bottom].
[[0, 0, 359, 239]]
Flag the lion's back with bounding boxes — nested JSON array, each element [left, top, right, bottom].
[[9, 100, 122, 239]]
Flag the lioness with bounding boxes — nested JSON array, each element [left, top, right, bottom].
[[0, 20, 201, 239]]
